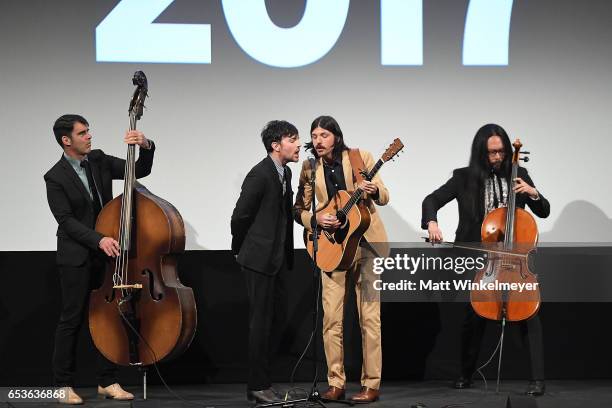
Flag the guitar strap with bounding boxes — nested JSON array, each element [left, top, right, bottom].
[[346, 149, 370, 270], [348, 148, 367, 185], [348, 148, 369, 204]]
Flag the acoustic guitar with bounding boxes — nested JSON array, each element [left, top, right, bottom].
[[304, 139, 404, 272]]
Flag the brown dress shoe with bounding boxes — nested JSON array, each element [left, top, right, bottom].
[[321, 386, 345, 400], [350, 387, 380, 403], [97, 383, 134, 400], [57, 387, 83, 405]]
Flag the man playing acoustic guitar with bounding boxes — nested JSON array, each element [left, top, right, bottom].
[[294, 115, 389, 403]]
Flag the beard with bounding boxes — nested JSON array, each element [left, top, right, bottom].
[[489, 161, 503, 175]]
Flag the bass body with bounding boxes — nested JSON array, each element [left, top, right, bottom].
[[89, 183, 196, 366]]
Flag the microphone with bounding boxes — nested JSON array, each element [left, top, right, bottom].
[[307, 153, 317, 184]]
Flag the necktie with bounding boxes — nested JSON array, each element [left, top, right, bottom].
[[80, 160, 102, 215]]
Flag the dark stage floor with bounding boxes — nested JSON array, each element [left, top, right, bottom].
[[6, 380, 612, 408]]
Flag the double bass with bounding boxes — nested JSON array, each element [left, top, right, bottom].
[[89, 72, 197, 366], [470, 139, 540, 322]]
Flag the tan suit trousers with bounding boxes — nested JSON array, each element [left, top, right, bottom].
[[321, 242, 381, 390]]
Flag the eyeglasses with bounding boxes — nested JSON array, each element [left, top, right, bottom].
[[488, 149, 505, 157]]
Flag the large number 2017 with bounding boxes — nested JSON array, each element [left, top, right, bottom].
[[96, 0, 513, 67]]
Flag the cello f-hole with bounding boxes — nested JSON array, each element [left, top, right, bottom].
[[142, 269, 163, 301]]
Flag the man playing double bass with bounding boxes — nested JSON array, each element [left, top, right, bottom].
[[294, 115, 389, 403], [421, 123, 550, 396], [45, 114, 154, 404]]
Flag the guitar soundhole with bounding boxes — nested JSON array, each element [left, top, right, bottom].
[[334, 223, 349, 244]]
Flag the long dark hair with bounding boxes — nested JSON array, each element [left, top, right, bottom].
[[466, 124, 513, 213], [468, 123, 513, 182], [304, 115, 349, 158]]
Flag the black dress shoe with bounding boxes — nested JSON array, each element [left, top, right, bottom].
[[525, 380, 545, 396], [247, 388, 282, 403], [453, 376, 473, 389]]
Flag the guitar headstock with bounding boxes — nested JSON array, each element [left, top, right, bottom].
[[381, 138, 404, 162], [128, 71, 148, 120]]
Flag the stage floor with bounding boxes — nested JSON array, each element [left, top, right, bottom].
[[8, 380, 612, 407]]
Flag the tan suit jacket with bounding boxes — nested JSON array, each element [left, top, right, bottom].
[[293, 149, 389, 252]]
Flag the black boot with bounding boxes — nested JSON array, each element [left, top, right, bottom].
[[525, 380, 545, 396], [453, 375, 473, 389], [247, 388, 282, 403]]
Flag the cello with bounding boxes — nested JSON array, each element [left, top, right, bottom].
[[89, 72, 197, 367], [470, 139, 540, 322]]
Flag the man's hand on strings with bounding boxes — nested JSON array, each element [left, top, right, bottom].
[[99, 237, 120, 257], [124, 130, 151, 149], [358, 180, 378, 195], [316, 213, 341, 231], [513, 177, 539, 199]]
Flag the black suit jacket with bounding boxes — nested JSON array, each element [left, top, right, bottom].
[[44, 144, 155, 266], [421, 166, 550, 242], [231, 156, 294, 274]]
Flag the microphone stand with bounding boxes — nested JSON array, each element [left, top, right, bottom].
[[304, 158, 329, 408]]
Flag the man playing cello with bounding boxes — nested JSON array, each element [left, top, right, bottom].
[[422, 123, 550, 396]]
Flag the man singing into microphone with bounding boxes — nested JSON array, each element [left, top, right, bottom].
[[231, 120, 301, 404]]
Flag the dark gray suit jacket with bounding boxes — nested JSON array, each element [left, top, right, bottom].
[[231, 156, 294, 274], [44, 144, 155, 266]]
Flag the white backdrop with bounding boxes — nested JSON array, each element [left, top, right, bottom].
[[1, 0, 611, 250]]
